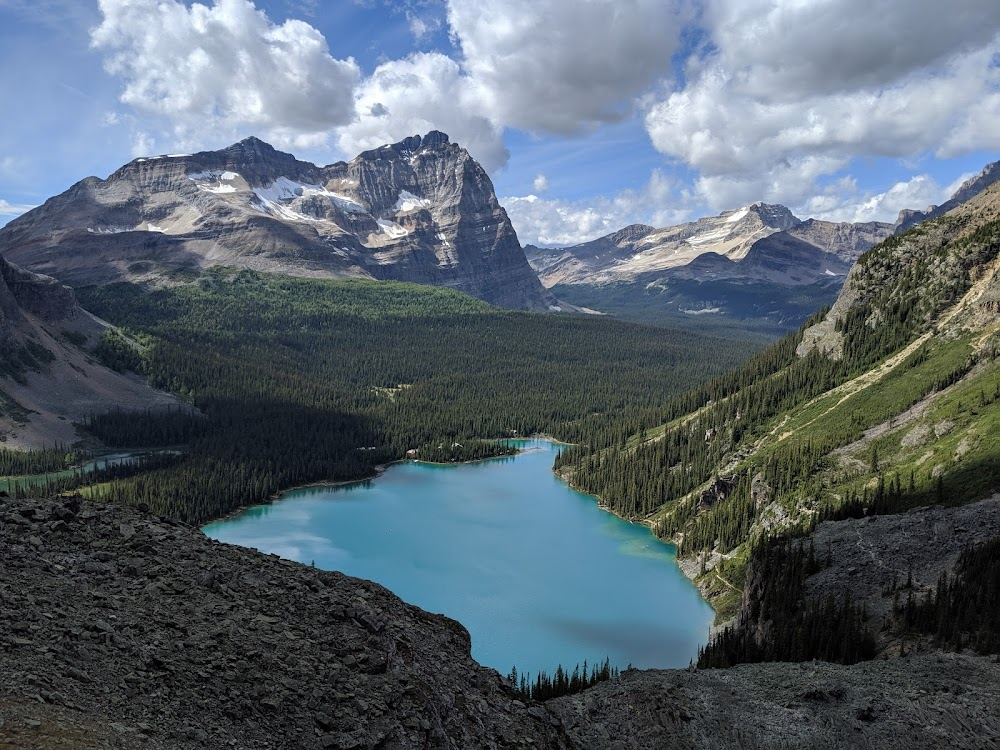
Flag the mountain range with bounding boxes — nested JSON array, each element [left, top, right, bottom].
[[7, 132, 993, 333], [525, 163, 999, 331], [0, 132, 559, 312], [526, 203, 894, 288]]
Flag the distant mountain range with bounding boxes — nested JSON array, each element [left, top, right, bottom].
[[525, 203, 894, 288], [527, 162, 999, 332], [0, 132, 560, 312]]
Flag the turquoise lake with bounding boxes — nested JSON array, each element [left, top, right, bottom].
[[202, 439, 714, 674]]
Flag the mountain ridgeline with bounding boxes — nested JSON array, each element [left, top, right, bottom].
[[0, 132, 558, 311], [526, 201, 895, 334]]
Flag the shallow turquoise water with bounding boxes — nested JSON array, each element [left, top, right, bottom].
[[0, 451, 160, 492], [202, 439, 713, 674]]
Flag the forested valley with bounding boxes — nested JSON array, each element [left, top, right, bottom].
[[8, 267, 759, 524]]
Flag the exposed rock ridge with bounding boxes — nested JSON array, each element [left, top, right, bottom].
[[550, 652, 1000, 749], [0, 133, 557, 311], [798, 173, 1000, 359], [525, 202, 892, 288]]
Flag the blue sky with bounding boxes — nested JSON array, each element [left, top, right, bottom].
[[1, 0, 999, 245]]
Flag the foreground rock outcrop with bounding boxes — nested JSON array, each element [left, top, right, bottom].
[[0, 493, 568, 750], [3, 493, 1000, 749], [0, 133, 558, 311], [551, 652, 1000, 749]]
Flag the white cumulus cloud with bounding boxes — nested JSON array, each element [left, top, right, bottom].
[[337, 52, 508, 171], [90, 0, 360, 152], [448, 0, 686, 134], [800, 174, 961, 225], [503, 170, 690, 246], [0, 198, 35, 218], [532, 174, 549, 193], [645, 0, 1000, 210]]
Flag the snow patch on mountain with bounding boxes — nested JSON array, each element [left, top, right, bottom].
[[188, 170, 242, 194], [252, 178, 368, 215], [395, 190, 432, 212], [376, 219, 408, 238]]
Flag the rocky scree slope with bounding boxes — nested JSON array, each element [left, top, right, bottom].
[[0, 132, 558, 311], [4, 492, 1000, 750], [0, 255, 183, 448], [0, 493, 570, 750]]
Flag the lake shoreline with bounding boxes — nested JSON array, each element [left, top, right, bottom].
[[553, 463, 723, 623], [202, 437, 554, 527], [203, 438, 715, 672], [202, 437, 722, 627]]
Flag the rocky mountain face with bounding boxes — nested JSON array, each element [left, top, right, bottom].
[[526, 204, 893, 332], [526, 203, 806, 287], [798, 173, 1000, 360], [0, 133, 558, 311], [4, 491, 1000, 750], [0, 255, 183, 448], [526, 203, 893, 289], [0, 257, 77, 342], [895, 160, 1000, 233]]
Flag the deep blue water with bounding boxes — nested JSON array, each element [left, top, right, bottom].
[[202, 439, 713, 674]]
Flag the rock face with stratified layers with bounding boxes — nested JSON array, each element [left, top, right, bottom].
[[0, 133, 559, 311]]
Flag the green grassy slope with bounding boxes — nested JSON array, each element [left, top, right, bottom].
[[558, 182, 1000, 619]]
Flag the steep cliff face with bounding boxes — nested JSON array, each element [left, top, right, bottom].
[[0, 133, 557, 311], [0, 255, 184, 448], [798, 176, 1000, 359]]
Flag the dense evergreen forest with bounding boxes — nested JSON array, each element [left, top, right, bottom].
[[0, 446, 81, 476], [898, 536, 1000, 655], [697, 538, 877, 668], [60, 269, 758, 523]]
